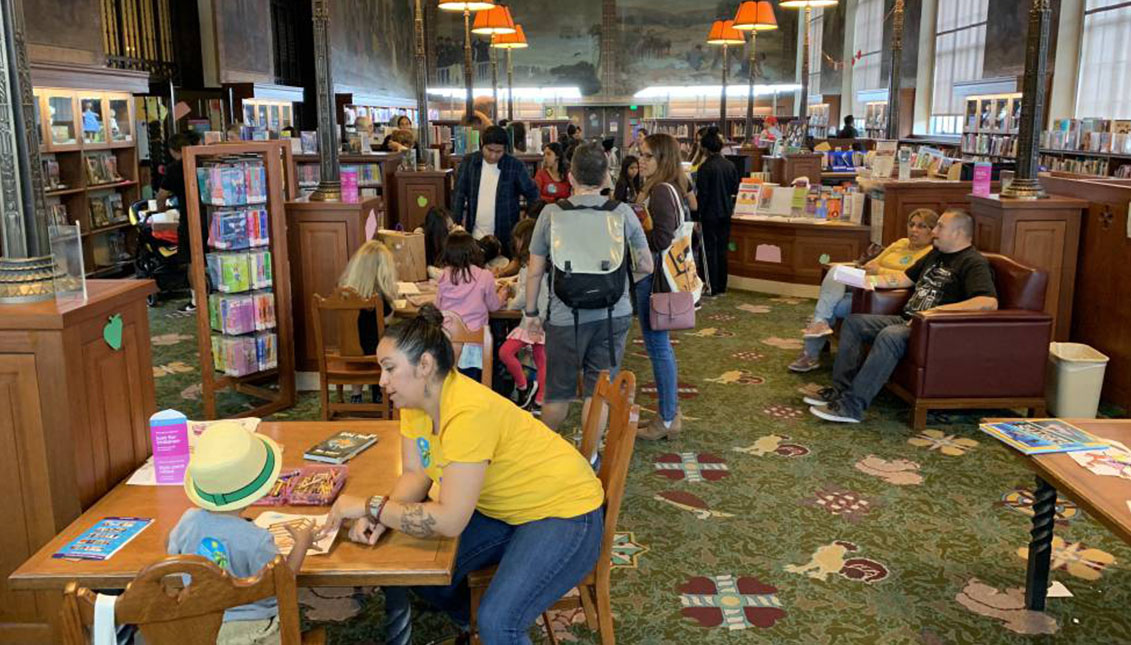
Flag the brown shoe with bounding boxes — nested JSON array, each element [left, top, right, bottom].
[[638, 413, 682, 441]]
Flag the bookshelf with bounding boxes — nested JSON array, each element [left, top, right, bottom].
[[34, 87, 140, 277], [808, 104, 831, 139], [182, 142, 296, 419], [292, 151, 405, 199], [960, 93, 1021, 162], [863, 101, 888, 139], [1040, 117, 1131, 178]]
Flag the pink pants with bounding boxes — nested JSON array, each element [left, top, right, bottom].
[[499, 339, 546, 404]]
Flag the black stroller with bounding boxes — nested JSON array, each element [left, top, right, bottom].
[[130, 199, 188, 306]]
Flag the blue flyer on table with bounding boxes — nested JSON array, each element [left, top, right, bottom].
[[52, 517, 153, 561]]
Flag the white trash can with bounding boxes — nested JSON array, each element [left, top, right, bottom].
[[1046, 342, 1109, 418]]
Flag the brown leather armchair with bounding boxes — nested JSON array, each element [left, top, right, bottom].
[[852, 253, 1052, 429]]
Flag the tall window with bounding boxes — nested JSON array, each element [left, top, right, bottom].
[[930, 0, 989, 134], [851, 0, 884, 118], [1076, 0, 1131, 118], [808, 8, 825, 97]]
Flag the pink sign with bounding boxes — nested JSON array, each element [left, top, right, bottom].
[[365, 209, 378, 240], [972, 161, 992, 198], [341, 168, 359, 204], [150, 409, 190, 485]]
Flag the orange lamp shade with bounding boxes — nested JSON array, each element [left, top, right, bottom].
[[707, 19, 744, 45], [733, 0, 778, 31], [492, 24, 528, 49], [471, 4, 516, 34], [438, 0, 495, 12]]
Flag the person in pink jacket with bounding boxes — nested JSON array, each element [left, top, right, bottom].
[[436, 230, 507, 379]]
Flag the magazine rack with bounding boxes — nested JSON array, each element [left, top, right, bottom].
[[183, 142, 296, 418]]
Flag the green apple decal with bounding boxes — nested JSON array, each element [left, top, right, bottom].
[[416, 195, 429, 208], [103, 314, 123, 350], [818, 253, 831, 265]]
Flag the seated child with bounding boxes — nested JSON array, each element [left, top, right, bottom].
[[338, 240, 399, 402], [420, 207, 456, 281], [436, 231, 506, 379], [169, 421, 314, 645], [477, 234, 510, 273], [498, 219, 548, 411]]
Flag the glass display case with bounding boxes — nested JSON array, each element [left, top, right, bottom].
[[107, 96, 133, 144], [44, 91, 79, 149]]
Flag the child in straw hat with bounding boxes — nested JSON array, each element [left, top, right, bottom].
[[168, 421, 314, 645]]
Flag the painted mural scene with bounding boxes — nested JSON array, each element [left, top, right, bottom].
[[2, 0, 1131, 644]]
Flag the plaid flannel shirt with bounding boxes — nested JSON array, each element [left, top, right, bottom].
[[452, 151, 540, 254]]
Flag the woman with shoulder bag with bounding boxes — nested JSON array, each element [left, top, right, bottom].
[[634, 133, 687, 441]]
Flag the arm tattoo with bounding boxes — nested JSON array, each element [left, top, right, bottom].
[[400, 504, 438, 538]]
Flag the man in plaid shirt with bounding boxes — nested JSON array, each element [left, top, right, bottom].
[[452, 125, 540, 255]]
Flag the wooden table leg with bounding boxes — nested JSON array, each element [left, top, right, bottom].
[[1025, 476, 1057, 610]]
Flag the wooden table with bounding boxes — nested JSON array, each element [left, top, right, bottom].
[[997, 418, 1131, 610], [9, 421, 457, 591]]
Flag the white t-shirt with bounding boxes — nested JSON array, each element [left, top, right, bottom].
[[473, 161, 501, 240]]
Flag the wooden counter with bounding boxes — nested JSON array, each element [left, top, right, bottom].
[[286, 196, 383, 372], [767, 153, 823, 186], [0, 279, 157, 640], [862, 178, 998, 245], [394, 168, 453, 231], [729, 217, 871, 285]]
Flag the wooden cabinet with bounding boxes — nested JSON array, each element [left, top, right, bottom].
[[768, 153, 823, 186], [0, 280, 157, 639], [729, 218, 871, 285], [394, 169, 453, 231], [286, 196, 382, 372], [970, 194, 1084, 342], [866, 179, 998, 245]]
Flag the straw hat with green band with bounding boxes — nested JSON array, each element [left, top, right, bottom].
[[184, 421, 283, 512]]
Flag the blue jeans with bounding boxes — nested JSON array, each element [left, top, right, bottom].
[[634, 275, 679, 423], [804, 269, 854, 358], [384, 507, 604, 645], [830, 314, 911, 417]]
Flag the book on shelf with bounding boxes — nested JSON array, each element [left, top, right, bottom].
[[89, 197, 110, 227], [107, 193, 126, 223], [979, 419, 1109, 455], [300, 131, 319, 154], [53, 517, 153, 561], [304, 430, 378, 464], [43, 157, 64, 189], [47, 203, 68, 228]]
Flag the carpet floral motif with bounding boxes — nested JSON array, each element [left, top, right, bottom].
[[654, 491, 735, 519], [653, 453, 729, 482], [999, 487, 1080, 524], [610, 532, 649, 569], [733, 434, 809, 457], [784, 540, 889, 584], [908, 429, 980, 456], [1016, 536, 1115, 581], [678, 575, 786, 630], [704, 369, 765, 385]]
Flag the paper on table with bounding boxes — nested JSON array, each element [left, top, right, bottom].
[[397, 281, 421, 296], [831, 264, 870, 289], [253, 511, 338, 555], [1069, 439, 1131, 479], [128, 418, 264, 486]]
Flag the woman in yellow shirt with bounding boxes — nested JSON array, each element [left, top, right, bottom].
[[788, 208, 939, 373], [321, 305, 604, 644]]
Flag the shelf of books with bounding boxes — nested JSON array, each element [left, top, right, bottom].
[[960, 93, 1021, 161], [808, 104, 831, 139], [182, 142, 296, 419], [1041, 118, 1131, 179], [35, 87, 140, 276], [292, 152, 405, 201]]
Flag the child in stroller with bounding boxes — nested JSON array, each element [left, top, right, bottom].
[[130, 199, 189, 306]]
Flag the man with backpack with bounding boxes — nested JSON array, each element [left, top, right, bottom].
[[522, 143, 653, 431]]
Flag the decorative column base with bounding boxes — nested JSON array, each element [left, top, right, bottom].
[[1000, 177, 1048, 200], [0, 256, 57, 303], [309, 181, 342, 202]]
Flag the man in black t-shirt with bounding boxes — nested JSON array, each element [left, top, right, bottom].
[[807, 210, 998, 423]]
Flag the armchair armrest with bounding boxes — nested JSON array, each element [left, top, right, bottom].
[[904, 309, 1053, 398], [852, 288, 910, 316]]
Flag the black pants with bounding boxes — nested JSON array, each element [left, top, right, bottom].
[[700, 218, 731, 295]]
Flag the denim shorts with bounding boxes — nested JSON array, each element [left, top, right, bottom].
[[544, 316, 632, 402]]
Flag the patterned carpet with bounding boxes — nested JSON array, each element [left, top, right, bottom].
[[148, 289, 1131, 644]]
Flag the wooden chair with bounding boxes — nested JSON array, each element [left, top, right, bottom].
[[468, 370, 639, 645], [312, 286, 393, 420], [60, 554, 324, 645], [441, 310, 493, 388]]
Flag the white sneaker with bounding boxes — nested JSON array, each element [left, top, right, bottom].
[[809, 402, 862, 424]]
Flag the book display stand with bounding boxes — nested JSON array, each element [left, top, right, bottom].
[[182, 142, 296, 418]]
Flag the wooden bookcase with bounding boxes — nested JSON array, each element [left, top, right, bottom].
[[293, 151, 404, 216], [182, 142, 296, 419], [34, 87, 140, 277]]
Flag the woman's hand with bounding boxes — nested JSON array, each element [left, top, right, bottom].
[[347, 516, 387, 545], [318, 494, 368, 540]]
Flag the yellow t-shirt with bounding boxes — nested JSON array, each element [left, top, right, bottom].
[[399, 372, 604, 525], [872, 237, 932, 274]]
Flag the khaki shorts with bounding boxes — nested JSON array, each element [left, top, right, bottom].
[[217, 616, 281, 645], [544, 316, 632, 402]]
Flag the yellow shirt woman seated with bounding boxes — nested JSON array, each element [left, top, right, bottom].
[[788, 208, 939, 373], [321, 305, 603, 644]]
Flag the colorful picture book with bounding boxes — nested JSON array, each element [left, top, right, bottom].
[[978, 419, 1109, 455], [197, 160, 267, 206], [211, 331, 277, 376], [53, 517, 152, 561], [304, 431, 378, 464], [208, 206, 270, 250]]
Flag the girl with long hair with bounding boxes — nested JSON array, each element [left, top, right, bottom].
[[614, 155, 643, 203], [436, 231, 506, 379], [634, 133, 685, 440], [338, 239, 399, 401], [534, 142, 570, 202]]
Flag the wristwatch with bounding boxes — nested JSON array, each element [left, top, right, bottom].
[[523, 308, 539, 318], [367, 495, 388, 524]]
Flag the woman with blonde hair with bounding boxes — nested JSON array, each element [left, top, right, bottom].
[[339, 240, 400, 402], [788, 208, 940, 373], [634, 132, 686, 441]]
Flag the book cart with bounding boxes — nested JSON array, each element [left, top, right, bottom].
[[182, 142, 296, 419]]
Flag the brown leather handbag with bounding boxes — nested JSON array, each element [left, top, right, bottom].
[[648, 270, 696, 331]]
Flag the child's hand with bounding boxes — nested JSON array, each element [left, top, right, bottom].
[[284, 521, 315, 549]]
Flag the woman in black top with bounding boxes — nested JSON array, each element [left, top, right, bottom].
[[693, 127, 740, 295], [614, 155, 643, 203]]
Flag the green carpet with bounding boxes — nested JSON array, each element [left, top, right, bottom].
[[148, 290, 1131, 644]]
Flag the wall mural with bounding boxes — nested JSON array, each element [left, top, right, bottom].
[[331, 0, 416, 100], [430, 0, 800, 98]]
